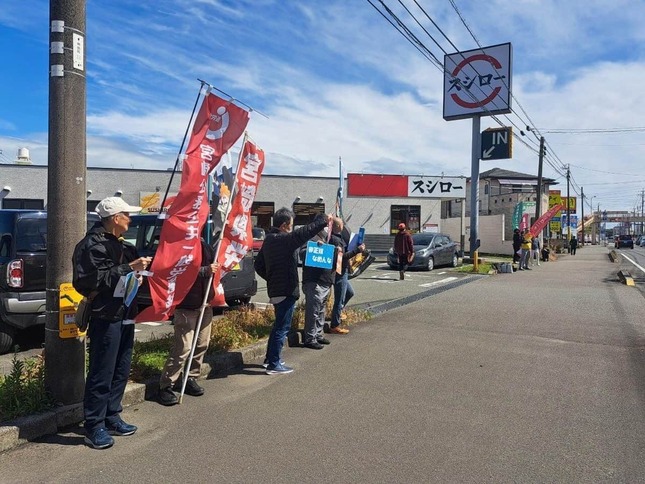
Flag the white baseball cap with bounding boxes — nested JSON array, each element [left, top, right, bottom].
[[95, 197, 142, 218]]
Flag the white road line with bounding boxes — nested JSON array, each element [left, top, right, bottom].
[[620, 253, 645, 276], [139, 322, 164, 326], [418, 277, 458, 287]]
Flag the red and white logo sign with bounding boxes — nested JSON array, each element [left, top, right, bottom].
[[443, 43, 512, 121]]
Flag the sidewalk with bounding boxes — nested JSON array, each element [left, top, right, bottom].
[[1, 245, 634, 456]]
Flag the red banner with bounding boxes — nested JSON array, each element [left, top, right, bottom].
[[211, 139, 265, 306], [529, 204, 562, 237], [137, 92, 249, 322]]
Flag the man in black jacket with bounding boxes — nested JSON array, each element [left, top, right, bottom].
[[254, 207, 331, 374], [73, 197, 150, 449], [157, 239, 219, 406]]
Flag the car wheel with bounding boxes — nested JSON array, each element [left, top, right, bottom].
[[0, 322, 16, 355], [426, 256, 434, 271], [451, 253, 459, 267]]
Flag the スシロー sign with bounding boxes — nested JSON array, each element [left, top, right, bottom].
[[443, 43, 512, 121]]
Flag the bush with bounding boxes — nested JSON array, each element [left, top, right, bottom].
[[0, 353, 54, 423]]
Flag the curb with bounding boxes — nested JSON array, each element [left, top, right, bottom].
[[0, 340, 268, 454]]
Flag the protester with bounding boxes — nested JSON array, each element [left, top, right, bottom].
[[531, 235, 541, 267], [512, 228, 522, 264], [393, 222, 414, 280], [519, 229, 532, 270], [254, 208, 332, 374], [569, 236, 578, 255], [73, 197, 150, 449], [301, 225, 343, 349], [327, 218, 366, 335], [157, 239, 219, 406]]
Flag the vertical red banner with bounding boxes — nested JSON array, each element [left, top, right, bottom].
[[211, 139, 265, 306], [137, 92, 249, 322]]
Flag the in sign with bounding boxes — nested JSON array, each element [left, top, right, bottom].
[[480, 127, 513, 160]]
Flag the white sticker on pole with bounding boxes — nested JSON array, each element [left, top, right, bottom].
[[72, 33, 84, 71]]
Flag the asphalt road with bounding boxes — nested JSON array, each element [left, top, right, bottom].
[[2, 245, 645, 482]]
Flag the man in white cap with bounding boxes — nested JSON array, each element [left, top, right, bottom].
[[73, 196, 151, 449]]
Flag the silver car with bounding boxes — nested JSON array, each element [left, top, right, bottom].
[[388, 233, 460, 271]]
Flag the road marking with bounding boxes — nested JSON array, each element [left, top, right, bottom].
[[620, 253, 645, 276], [419, 277, 458, 287], [140, 322, 164, 326]]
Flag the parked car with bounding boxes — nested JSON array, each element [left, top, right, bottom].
[[615, 234, 634, 249], [387, 233, 460, 271], [0, 210, 100, 354], [127, 215, 257, 307], [252, 227, 265, 252], [640, 237, 645, 248]]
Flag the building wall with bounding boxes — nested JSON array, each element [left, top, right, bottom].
[[442, 213, 514, 255], [0, 165, 442, 235]]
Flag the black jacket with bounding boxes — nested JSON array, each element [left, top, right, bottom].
[[177, 240, 216, 310], [72, 222, 140, 322], [302, 234, 342, 286], [254, 216, 328, 299]]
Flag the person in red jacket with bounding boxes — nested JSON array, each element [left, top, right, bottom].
[[393, 223, 414, 280]]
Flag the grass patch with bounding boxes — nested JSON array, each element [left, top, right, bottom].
[[456, 262, 494, 274], [129, 296, 371, 382], [0, 353, 54, 423]]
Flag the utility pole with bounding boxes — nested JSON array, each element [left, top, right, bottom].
[[581, 187, 585, 246], [566, 165, 571, 251], [534, 136, 545, 240], [45, 0, 87, 405], [641, 190, 645, 235]]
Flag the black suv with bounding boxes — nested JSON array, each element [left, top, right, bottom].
[[0, 210, 100, 354], [126, 215, 257, 307]]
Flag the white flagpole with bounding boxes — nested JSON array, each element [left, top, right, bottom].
[[178, 132, 248, 403]]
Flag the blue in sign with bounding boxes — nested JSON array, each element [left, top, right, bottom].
[[304, 241, 335, 269]]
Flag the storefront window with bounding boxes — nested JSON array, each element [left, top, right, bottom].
[[293, 202, 325, 226], [251, 201, 274, 231], [2, 199, 44, 210], [391, 205, 420, 234]]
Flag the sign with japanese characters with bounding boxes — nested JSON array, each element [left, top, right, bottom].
[[408, 176, 466, 199], [443, 43, 512, 121], [304, 241, 335, 269], [481, 127, 513, 160]]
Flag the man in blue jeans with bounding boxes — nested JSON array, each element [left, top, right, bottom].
[[328, 218, 365, 334], [254, 207, 331, 374]]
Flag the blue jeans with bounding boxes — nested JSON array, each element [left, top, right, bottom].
[[84, 319, 134, 433], [331, 273, 354, 328], [266, 296, 297, 367]]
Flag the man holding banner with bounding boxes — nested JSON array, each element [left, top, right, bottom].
[[254, 208, 332, 374], [157, 239, 218, 406]]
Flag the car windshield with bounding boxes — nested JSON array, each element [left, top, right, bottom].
[[252, 227, 265, 240], [411, 234, 435, 247], [619, 235, 632, 240], [15, 218, 48, 252], [15, 216, 98, 252]]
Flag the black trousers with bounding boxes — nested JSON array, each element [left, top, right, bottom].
[[397, 255, 409, 272], [84, 319, 135, 432]]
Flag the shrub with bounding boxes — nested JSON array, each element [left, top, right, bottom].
[[0, 353, 54, 423]]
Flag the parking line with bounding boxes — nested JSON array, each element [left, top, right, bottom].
[[620, 253, 645, 276], [418, 277, 458, 287]]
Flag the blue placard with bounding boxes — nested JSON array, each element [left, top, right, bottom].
[[356, 227, 365, 245], [304, 241, 335, 269]]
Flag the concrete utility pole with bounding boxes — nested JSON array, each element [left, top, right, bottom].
[[581, 187, 585, 246], [566, 165, 571, 251], [534, 136, 544, 225], [45, 0, 87, 405]]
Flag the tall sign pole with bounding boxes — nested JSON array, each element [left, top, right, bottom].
[[443, 42, 512, 266], [470, 115, 481, 264], [45, 0, 87, 404]]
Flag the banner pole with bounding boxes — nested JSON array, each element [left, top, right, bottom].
[[158, 82, 207, 217], [178, 133, 248, 404]]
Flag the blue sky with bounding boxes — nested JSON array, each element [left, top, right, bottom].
[[2, 0, 645, 212]]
